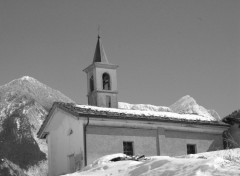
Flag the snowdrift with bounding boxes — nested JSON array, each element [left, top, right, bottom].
[[63, 149, 240, 176]]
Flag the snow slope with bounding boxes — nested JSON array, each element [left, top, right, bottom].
[[63, 149, 240, 176], [118, 102, 172, 112], [170, 95, 221, 120]]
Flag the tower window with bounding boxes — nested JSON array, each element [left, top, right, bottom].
[[102, 73, 111, 90], [187, 144, 196, 154], [90, 76, 94, 92], [123, 141, 134, 156]]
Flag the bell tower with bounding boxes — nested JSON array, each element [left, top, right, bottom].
[[83, 36, 118, 108]]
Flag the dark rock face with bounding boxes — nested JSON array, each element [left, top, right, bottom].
[[0, 102, 46, 169], [0, 158, 27, 176], [0, 76, 75, 174]]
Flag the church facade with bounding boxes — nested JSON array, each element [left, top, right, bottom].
[[37, 36, 228, 176]]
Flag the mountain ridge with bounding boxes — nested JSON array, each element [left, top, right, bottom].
[[119, 95, 220, 120]]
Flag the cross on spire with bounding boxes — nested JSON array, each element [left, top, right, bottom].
[[98, 25, 101, 38]]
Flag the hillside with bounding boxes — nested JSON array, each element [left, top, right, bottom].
[[0, 158, 27, 176], [0, 76, 74, 175], [222, 109, 240, 124]]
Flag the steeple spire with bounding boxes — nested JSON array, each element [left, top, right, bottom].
[[83, 34, 119, 108], [93, 35, 109, 63]]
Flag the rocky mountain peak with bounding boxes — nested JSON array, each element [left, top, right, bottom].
[[1, 76, 74, 110], [0, 76, 75, 174], [170, 95, 220, 119], [170, 95, 197, 113], [119, 95, 220, 121], [20, 75, 37, 82]]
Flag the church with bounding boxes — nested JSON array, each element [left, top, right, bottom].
[[37, 36, 228, 176]]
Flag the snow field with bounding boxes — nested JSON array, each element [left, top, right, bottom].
[[63, 149, 240, 176]]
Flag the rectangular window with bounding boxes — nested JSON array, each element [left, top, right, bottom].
[[123, 141, 134, 156], [90, 76, 94, 92], [187, 144, 196, 154], [106, 95, 111, 107]]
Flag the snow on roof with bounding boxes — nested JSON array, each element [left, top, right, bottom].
[[75, 104, 217, 122], [37, 102, 227, 139]]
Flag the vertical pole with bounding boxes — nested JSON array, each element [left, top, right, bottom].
[[84, 118, 89, 166], [156, 128, 160, 155]]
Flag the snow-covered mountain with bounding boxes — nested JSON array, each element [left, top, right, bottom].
[[118, 102, 172, 112], [169, 95, 221, 120], [0, 76, 74, 175], [119, 95, 220, 120], [208, 109, 221, 121]]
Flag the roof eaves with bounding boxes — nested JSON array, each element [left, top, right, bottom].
[[62, 104, 229, 127], [37, 102, 60, 138], [38, 103, 229, 138]]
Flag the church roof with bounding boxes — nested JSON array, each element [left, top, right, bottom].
[[38, 102, 228, 138], [93, 36, 109, 63]]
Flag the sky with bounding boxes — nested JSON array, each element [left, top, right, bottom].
[[0, 0, 239, 117]]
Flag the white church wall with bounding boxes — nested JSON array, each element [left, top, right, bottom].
[[43, 108, 226, 175], [85, 122, 225, 164], [97, 92, 118, 108], [47, 110, 85, 176], [86, 126, 157, 164], [161, 130, 223, 156]]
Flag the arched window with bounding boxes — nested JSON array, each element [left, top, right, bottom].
[[102, 73, 111, 90], [90, 76, 94, 92]]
